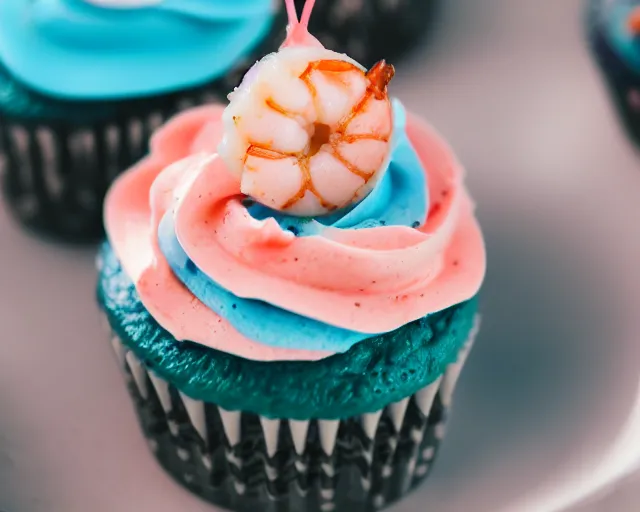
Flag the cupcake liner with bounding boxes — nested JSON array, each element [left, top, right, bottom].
[[0, 93, 214, 242], [103, 314, 480, 511], [587, 0, 640, 148], [299, 0, 439, 68]]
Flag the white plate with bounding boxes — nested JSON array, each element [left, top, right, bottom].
[[1, 0, 640, 511]]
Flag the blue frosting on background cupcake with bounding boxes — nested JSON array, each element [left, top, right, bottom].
[[0, 0, 277, 100]]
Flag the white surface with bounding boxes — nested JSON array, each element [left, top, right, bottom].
[[1, 0, 640, 511]]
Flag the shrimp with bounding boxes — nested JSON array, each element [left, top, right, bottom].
[[218, 0, 395, 216]]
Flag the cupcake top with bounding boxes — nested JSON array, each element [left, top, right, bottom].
[[103, 0, 486, 363], [602, 1, 640, 72], [0, 0, 278, 100]]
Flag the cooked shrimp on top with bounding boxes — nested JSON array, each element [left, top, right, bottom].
[[218, 0, 396, 216]]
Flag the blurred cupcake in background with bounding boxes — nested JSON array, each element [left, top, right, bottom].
[[296, 0, 439, 68], [97, 2, 486, 510], [587, 0, 640, 149], [0, 0, 285, 242]]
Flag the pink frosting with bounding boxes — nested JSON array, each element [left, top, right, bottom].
[[104, 105, 486, 362]]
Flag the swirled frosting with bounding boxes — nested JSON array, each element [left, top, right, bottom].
[[602, 1, 640, 73], [104, 101, 485, 362], [98, 243, 479, 419], [0, 0, 277, 100]]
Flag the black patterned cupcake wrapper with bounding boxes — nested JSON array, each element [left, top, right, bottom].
[[587, 0, 640, 148], [102, 315, 480, 512], [0, 91, 222, 242], [298, 0, 439, 68]]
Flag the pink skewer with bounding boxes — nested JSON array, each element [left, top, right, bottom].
[[300, 0, 316, 28], [284, 0, 299, 27], [281, 0, 323, 49]]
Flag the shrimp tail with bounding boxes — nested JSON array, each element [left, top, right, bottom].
[[367, 60, 396, 100]]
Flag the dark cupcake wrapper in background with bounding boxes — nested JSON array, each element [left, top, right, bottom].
[[0, 11, 287, 243], [102, 314, 480, 512], [298, 0, 439, 68], [0, 87, 220, 243], [586, 0, 640, 149]]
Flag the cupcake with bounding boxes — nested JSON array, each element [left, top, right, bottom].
[[587, 0, 640, 148], [0, 0, 285, 242], [97, 1, 486, 509], [295, 0, 439, 68]]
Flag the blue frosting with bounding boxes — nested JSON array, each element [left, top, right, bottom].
[[158, 213, 367, 352], [157, 101, 429, 353], [605, 2, 640, 72], [0, 0, 277, 100]]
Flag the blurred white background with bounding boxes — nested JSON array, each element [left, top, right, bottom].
[[1, 0, 640, 511]]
